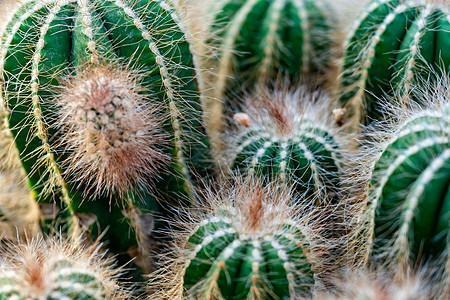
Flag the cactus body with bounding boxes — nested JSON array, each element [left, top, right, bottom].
[[338, 0, 450, 124], [183, 215, 313, 299], [208, 0, 331, 104], [229, 87, 343, 200], [0, 237, 128, 300], [173, 179, 319, 299], [148, 178, 331, 299], [0, 0, 212, 260], [365, 83, 450, 265]]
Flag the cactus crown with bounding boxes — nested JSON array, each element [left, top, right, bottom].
[[55, 63, 169, 200], [0, 237, 129, 300], [228, 86, 344, 201]]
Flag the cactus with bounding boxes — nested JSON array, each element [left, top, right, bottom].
[[208, 0, 331, 99], [354, 78, 450, 268], [227, 86, 344, 201], [337, 0, 450, 125], [0, 236, 129, 300], [0, 0, 213, 263], [149, 177, 334, 299]]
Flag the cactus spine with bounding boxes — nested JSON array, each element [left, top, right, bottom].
[[337, 0, 450, 125], [0, 237, 128, 300], [228, 87, 343, 201], [0, 0, 212, 260], [359, 79, 450, 267], [150, 178, 329, 299]]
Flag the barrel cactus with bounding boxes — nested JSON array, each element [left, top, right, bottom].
[[150, 177, 332, 299], [228, 86, 344, 201], [0, 236, 129, 300], [356, 78, 450, 267], [0, 0, 212, 263], [337, 0, 450, 125]]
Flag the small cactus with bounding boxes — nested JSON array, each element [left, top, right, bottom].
[[354, 77, 450, 268], [227, 86, 345, 201], [0, 0, 213, 261], [0, 236, 130, 300], [337, 0, 450, 125], [150, 177, 333, 299]]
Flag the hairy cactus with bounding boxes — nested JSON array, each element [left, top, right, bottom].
[[337, 0, 450, 125], [150, 177, 334, 299], [227, 86, 344, 201], [0, 0, 212, 262], [0, 236, 129, 300], [353, 78, 450, 268]]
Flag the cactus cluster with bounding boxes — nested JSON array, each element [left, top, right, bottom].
[[228, 86, 344, 201], [337, 0, 450, 125], [0, 0, 448, 299], [0, 0, 212, 267]]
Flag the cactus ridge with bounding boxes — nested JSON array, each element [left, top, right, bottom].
[[229, 87, 343, 200], [338, 0, 450, 124], [362, 79, 450, 267], [0, 0, 213, 259], [208, 0, 330, 102]]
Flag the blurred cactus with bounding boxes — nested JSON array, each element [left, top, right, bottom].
[[0, 236, 129, 300], [0, 0, 213, 263], [227, 86, 345, 201], [149, 177, 335, 299], [337, 0, 450, 125], [208, 0, 331, 101], [353, 77, 450, 268]]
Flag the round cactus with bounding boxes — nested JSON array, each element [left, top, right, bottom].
[[0, 0, 213, 260], [228, 86, 344, 201], [356, 78, 450, 267], [337, 0, 450, 125], [149, 177, 333, 299], [0, 236, 129, 300]]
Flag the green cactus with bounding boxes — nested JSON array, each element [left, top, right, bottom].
[[0, 237, 129, 300], [363, 80, 450, 266], [150, 178, 327, 299], [0, 0, 212, 262], [337, 0, 450, 125], [207, 0, 331, 105], [228, 87, 343, 201]]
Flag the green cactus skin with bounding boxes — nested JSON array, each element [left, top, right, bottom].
[[368, 100, 450, 264], [229, 88, 342, 201], [338, 0, 450, 124], [209, 0, 331, 104], [0, 0, 212, 259]]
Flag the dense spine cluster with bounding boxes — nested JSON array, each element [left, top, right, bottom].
[[0, 237, 127, 300], [338, 0, 450, 125], [0, 0, 212, 260], [359, 80, 450, 267], [228, 87, 343, 201]]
